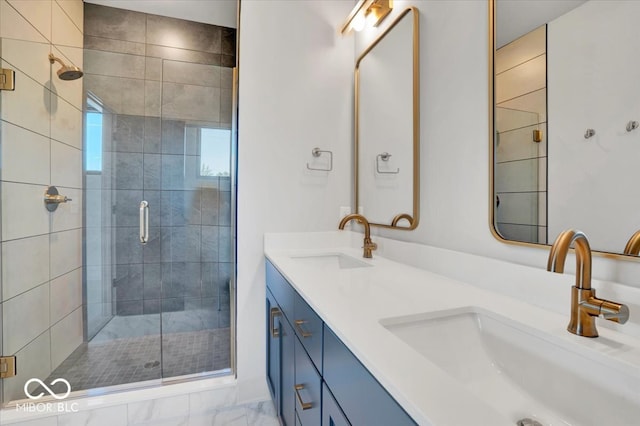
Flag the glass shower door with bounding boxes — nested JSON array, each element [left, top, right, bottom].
[[83, 96, 165, 389], [158, 58, 233, 378]]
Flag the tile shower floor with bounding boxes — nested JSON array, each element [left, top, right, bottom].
[[34, 312, 231, 395]]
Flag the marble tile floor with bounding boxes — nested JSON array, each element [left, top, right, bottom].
[[186, 400, 280, 426], [33, 328, 231, 395], [8, 398, 279, 426]]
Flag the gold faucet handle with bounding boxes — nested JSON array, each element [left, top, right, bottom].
[[45, 194, 72, 204], [598, 299, 629, 324], [366, 241, 378, 251]]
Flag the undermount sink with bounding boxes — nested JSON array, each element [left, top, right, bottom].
[[381, 307, 640, 426], [289, 253, 371, 269]]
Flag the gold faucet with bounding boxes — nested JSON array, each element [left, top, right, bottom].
[[338, 213, 377, 258], [547, 229, 629, 337], [623, 230, 640, 255]]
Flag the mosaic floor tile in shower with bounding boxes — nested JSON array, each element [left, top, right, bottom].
[[32, 328, 231, 395]]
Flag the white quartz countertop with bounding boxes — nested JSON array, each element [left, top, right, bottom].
[[264, 231, 640, 426]]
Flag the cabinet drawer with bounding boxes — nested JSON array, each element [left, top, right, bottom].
[[323, 326, 416, 426], [295, 338, 321, 426], [266, 260, 294, 319], [322, 383, 350, 426], [293, 291, 323, 372]]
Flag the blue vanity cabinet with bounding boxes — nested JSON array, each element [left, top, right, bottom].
[[281, 312, 297, 426], [295, 338, 322, 426], [321, 384, 350, 426], [266, 259, 416, 426], [323, 327, 417, 426], [266, 283, 295, 425], [293, 291, 323, 371], [267, 260, 294, 315], [266, 289, 281, 409]]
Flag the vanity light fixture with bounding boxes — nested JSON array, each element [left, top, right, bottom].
[[341, 0, 393, 35]]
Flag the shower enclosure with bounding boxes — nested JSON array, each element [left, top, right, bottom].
[[0, 1, 236, 404]]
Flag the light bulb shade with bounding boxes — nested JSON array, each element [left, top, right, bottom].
[[351, 13, 367, 32], [341, 0, 393, 35]]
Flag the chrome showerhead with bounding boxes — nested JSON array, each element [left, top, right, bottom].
[[48, 53, 83, 81]]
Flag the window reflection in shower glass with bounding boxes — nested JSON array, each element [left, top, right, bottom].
[[199, 128, 231, 177], [85, 112, 103, 172]]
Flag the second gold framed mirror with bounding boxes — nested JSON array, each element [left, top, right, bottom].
[[355, 7, 420, 230]]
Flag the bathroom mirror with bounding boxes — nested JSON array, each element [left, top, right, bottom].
[[355, 7, 420, 230], [490, 0, 640, 258]]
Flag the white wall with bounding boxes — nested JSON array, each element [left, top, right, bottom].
[[547, 1, 640, 254], [84, 0, 237, 28], [495, 0, 585, 47], [236, 0, 354, 402], [353, 0, 640, 290]]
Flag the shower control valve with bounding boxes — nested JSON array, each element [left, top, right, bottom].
[[44, 186, 72, 211]]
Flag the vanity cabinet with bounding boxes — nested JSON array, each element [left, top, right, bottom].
[[321, 384, 350, 426], [267, 286, 296, 426], [266, 289, 280, 412], [266, 260, 417, 426], [323, 327, 415, 426], [295, 338, 322, 425]]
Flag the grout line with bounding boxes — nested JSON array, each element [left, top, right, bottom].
[[496, 222, 546, 228], [1, 277, 50, 305], [0, 179, 82, 191], [50, 304, 84, 330], [54, 0, 83, 36], [6, 327, 53, 367], [4, 0, 52, 43], [496, 52, 545, 76], [0, 118, 51, 142], [49, 0, 54, 372], [496, 87, 546, 106], [50, 137, 83, 152], [496, 155, 547, 165], [496, 190, 546, 194], [497, 121, 547, 135]]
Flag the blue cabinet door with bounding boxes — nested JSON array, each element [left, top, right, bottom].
[[266, 290, 281, 412], [295, 338, 321, 426], [323, 326, 417, 426], [281, 312, 296, 426], [322, 383, 350, 426]]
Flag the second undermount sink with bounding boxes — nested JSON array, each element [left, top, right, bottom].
[[289, 253, 371, 269], [381, 307, 640, 426]]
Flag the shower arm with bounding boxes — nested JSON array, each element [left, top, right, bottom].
[[48, 53, 67, 67]]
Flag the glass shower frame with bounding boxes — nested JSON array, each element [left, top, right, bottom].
[[0, 68, 238, 409], [78, 64, 238, 393]]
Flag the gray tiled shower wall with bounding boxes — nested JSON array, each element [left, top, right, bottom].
[[83, 4, 235, 321]]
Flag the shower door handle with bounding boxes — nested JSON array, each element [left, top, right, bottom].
[[139, 201, 149, 244]]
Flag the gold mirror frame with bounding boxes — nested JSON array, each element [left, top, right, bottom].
[[487, 0, 638, 262], [354, 7, 420, 230]]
